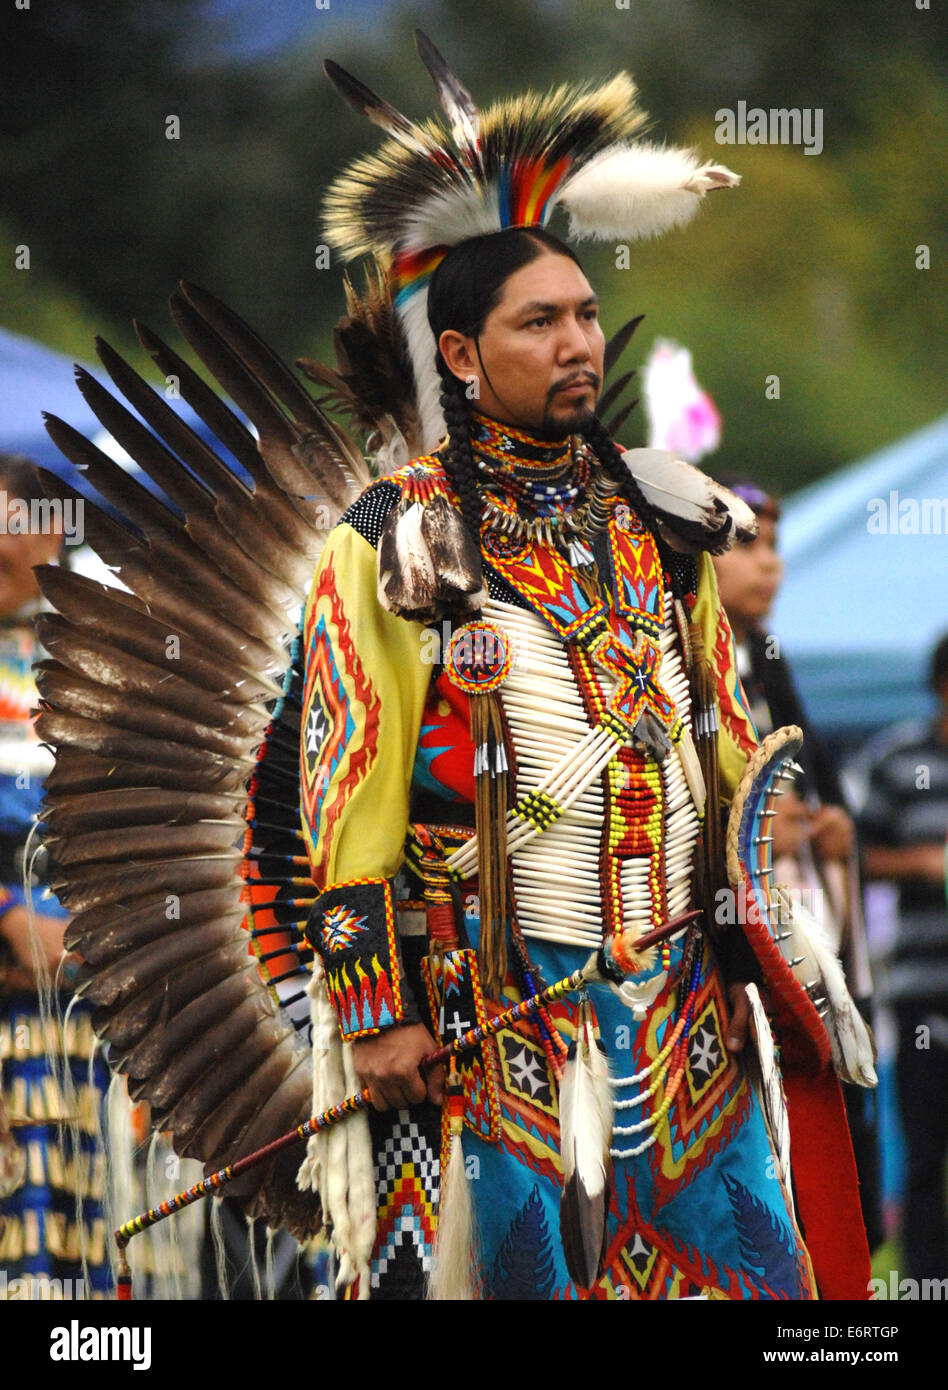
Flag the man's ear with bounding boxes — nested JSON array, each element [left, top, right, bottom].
[[439, 330, 478, 383]]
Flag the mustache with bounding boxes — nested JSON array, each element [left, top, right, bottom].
[[546, 371, 601, 401]]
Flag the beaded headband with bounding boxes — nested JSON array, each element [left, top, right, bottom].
[[323, 31, 740, 452]]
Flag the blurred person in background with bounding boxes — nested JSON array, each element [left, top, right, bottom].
[[856, 635, 948, 1282], [0, 452, 112, 1298], [712, 476, 883, 1253]]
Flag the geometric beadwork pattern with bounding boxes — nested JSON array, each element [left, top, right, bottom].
[[421, 948, 501, 1144], [371, 1113, 440, 1295], [496, 1029, 556, 1118], [653, 957, 745, 1193], [306, 877, 418, 1039], [608, 505, 663, 640]]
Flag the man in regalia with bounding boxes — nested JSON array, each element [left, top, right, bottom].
[[33, 33, 877, 1303], [294, 40, 877, 1300]]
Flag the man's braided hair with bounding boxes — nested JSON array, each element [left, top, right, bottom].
[[426, 227, 664, 575]]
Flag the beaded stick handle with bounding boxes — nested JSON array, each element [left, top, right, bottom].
[[113, 908, 700, 1293]]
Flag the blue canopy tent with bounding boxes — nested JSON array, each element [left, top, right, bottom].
[[1, 324, 251, 494], [772, 412, 948, 749], [1, 327, 103, 473]]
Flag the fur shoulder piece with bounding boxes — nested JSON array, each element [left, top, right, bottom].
[[375, 455, 486, 623], [620, 447, 758, 554]]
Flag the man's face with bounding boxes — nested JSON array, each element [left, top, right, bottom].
[[712, 514, 784, 628], [439, 251, 605, 436]]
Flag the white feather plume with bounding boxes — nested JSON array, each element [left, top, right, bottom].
[[744, 982, 793, 1201], [559, 143, 740, 243], [558, 997, 613, 1287], [560, 1007, 613, 1199], [400, 182, 502, 256], [621, 447, 757, 549]]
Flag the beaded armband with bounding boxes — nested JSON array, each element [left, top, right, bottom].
[[304, 876, 420, 1041]]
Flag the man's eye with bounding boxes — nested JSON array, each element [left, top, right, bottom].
[[528, 317, 551, 328]]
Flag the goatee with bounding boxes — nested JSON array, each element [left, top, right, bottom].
[[539, 401, 597, 440]]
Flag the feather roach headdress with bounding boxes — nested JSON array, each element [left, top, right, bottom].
[[323, 31, 740, 451]]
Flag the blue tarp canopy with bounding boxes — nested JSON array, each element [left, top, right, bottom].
[[1, 327, 102, 473], [1, 324, 251, 495], [773, 412, 948, 742]]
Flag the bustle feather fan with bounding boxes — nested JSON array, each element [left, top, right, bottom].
[[32, 271, 435, 1263]]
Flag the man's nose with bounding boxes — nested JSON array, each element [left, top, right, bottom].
[[557, 317, 594, 362]]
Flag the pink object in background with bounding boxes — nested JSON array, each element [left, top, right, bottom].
[[643, 339, 721, 463]]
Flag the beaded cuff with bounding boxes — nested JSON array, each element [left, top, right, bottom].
[[304, 876, 420, 1041]]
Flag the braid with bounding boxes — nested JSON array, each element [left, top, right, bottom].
[[580, 413, 659, 532], [581, 412, 685, 597], [436, 363, 484, 555]]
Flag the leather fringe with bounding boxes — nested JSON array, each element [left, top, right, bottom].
[[687, 617, 727, 925], [471, 690, 509, 995]]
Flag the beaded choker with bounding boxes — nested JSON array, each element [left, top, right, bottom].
[[469, 413, 574, 472]]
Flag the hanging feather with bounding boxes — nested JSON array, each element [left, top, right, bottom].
[[377, 495, 437, 619], [419, 493, 486, 608], [743, 982, 793, 1199], [429, 1059, 478, 1300], [311, 263, 422, 458], [377, 474, 486, 621], [558, 994, 613, 1290]]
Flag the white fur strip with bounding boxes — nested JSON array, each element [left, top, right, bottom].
[[298, 963, 377, 1297], [397, 288, 447, 453], [341, 1028, 378, 1298]]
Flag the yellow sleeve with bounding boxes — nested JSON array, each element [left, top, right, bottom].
[[298, 519, 435, 1039], [299, 519, 433, 889], [690, 551, 759, 805]]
